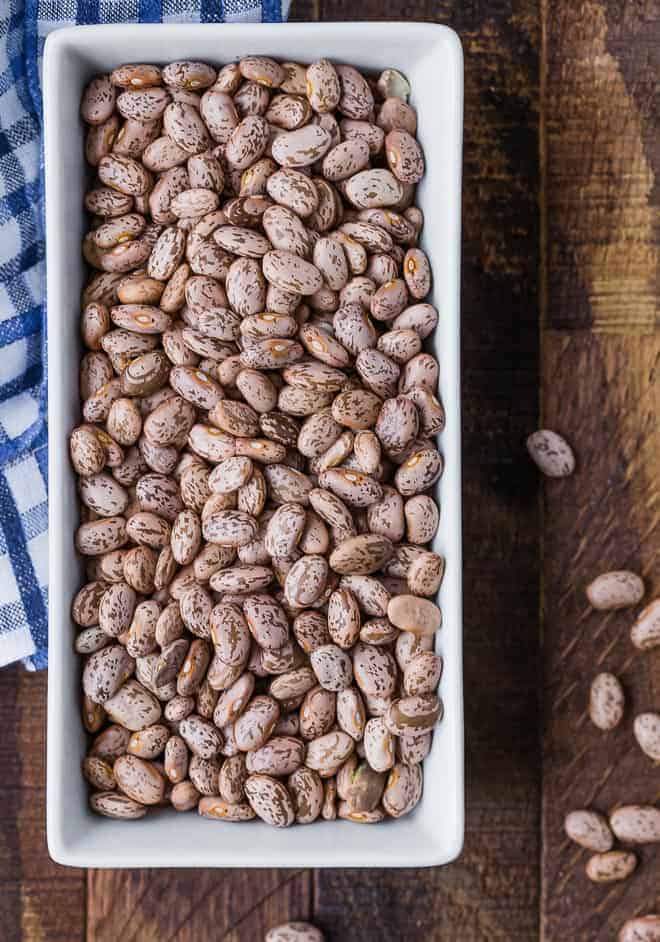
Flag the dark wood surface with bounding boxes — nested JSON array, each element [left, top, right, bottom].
[[0, 0, 656, 939]]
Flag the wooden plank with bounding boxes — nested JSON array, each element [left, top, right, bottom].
[[541, 334, 660, 941], [543, 0, 659, 332], [88, 869, 311, 942], [541, 1, 660, 939], [0, 668, 85, 942], [313, 1, 542, 938], [288, 0, 321, 20]]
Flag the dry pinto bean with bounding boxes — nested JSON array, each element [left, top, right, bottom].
[[564, 809, 614, 852], [394, 448, 444, 496], [382, 761, 422, 818], [243, 595, 289, 650], [380, 328, 422, 364], [72, 581, 107, 627], [113, 118, 160, 159], [633, 712, 660, 761], [327, 588, 361, 649], [187, 755, 219, 795], [262, 250, 323, 295], [335, 65, 374, 120], [210, 602, 251, 665], [266, 94, 312, 130], [331, 389, 381, 430], [306, 59, 341, 114], [262, 205, 311, 258], [299, 685, 336, 740], [329, 534, 393, 575], [163, 60, 216, 91], [90, 791, 147, 819], [246, 735, 304, 776], [244, 773, 294, 827], [526, 428, 575, 477], [311, 431, 354, 476], [164, 735, 189, 783], [399, 352, 439, 393], [586, 570, 644, 610], [353, 643, 397, 699], [366, 486, 404, 542], [344, 169, 404, 209], [179, 714, 223, 759], [377, 97, 417, 135], [618, 918, 660, 942], [213, 672, 255, 727], [98, 154, 151, 196], [589, 672, 625, 730], [630, 598, 660, 650], [82, 644, 135, 704], [386, 130, 425, 184], [284, 554, 328, 607], [585, 851, 637, 883], [385, 694, 443, 736], [88, 725, 131, 762], [406, 387, 445, 437], [340, 574, 390, 618], [114, 754, 165, 804], [609, 805, 660, 844], [404, 652, 442, 696], [103, 679, 162, 730], [81, 75, 117, 125], [319, 468, 382, 508], [234, 695, 281, 751], [344, 761, 386, 813], [267, 168, 319, 217], [388, 594, 442, 636], [323, 139, 370, 182], [225, 115, 270, 169], [271, 125, 332, 168], [397, 729, 431, 765], [407, 551, 445, 597], [76, 517, 127, 556], [363, 716, 395, 773], [310, 644, 353, 692], [83, 755, 117, 791], [336, 687, 366, 741], [305, 731, 354, 776], [198, 795, 255, 821], [377, 68, 411, 101]]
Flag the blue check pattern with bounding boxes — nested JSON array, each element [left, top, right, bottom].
[[0, 0, 290, 670]]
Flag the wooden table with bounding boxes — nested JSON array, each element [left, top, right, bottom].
[[1, 1, 657, 938]]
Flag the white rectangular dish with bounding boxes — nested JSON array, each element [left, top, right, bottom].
[[45, 21, 464, 869]]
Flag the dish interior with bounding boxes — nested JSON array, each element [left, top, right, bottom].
[[45, 22, 463, 868]]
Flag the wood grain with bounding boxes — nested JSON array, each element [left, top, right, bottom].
[[541, 0, 660, 939], [0, 669, 85, 941], [543, 0, 660, 331], [312, 1, 542, 939], [87, 869, 311, 942]]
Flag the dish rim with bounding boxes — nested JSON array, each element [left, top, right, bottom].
[[44, 20, 464, 869]]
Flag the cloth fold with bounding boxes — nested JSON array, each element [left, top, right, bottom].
[[0, 0, 290, 670]]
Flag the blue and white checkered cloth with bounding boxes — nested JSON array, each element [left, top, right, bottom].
[[0, 0, 290, 671]]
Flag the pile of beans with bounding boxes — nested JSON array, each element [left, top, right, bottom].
[[73, 56, 446, 826]]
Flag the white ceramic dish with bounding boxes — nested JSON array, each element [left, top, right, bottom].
[[45, 21, 464, 869]]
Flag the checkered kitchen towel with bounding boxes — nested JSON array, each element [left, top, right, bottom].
[[0, 0, 291, 671]]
